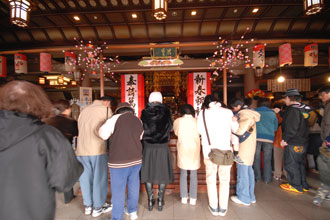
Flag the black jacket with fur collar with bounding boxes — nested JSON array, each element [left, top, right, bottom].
[[141, 103, 173, 144]]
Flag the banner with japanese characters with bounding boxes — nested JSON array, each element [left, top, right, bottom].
[[187, 72, 211, 115], [252, 44, 265, 68], [40, 53, 52, 72], [79, 87, 92, 110], [279, 43, 292, 67], [121, 74, 145, 118], [15, 54, 27, 74], [304, 43, 318, 67], [0, 56, 6, 77]]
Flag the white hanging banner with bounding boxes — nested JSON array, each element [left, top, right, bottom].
[[304, 43, 318, 67], [15, 54, 28, 74], [65, 51, 77, 72], [253, 44, 265, 69]]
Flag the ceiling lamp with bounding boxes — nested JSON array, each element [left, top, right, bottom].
[[152, 0, 168, 21], [303, 0, 324, 15], [8, 0, 33, 28]]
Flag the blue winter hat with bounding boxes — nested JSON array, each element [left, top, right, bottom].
[[326, 136, 330, 148]]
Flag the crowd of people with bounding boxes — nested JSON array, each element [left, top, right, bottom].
[[0, 80, 330, 220]]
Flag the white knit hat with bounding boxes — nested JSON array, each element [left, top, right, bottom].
[[148, 91, 163, 103]]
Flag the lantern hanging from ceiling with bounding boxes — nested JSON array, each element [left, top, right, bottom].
[[8, 0, 33, 28], [152, 0, 168, 21], [303, 0, 324, 15]]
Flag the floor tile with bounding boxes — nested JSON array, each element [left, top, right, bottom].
[[258, 200, 308, 220]]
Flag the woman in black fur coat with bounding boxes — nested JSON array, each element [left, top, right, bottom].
[[141, 91, 174, 212]]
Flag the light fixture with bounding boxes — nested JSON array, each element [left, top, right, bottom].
[[132, 13, 137, 19], [328, 76, 330, 82], [38, 77, 45, 85], [8, 0, 33, 28], [277, 76, 285, 83], [71, 80, 77, 86], [73, 16, 80, 21], [57, 76, 64, 84], [252, 8, 259, 13], [191, 10, 197, 16], [304, 0, 324, 15], [152, 0, 168, 21]]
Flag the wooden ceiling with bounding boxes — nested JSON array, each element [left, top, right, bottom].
[[0, 0, 329, 52]]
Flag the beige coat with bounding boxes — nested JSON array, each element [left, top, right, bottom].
[[173, 115, 201, 170], [76, 100, 113, 156], [235, 109, 260, 166]]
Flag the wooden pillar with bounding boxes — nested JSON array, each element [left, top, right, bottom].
[[100, 53, 104, 97], [244, 68, 259, 95], [81, 71, 91, 87], [223, 52, 227, 105]]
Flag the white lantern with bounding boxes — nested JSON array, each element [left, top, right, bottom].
[[8, 0, 33, 28], [303, 0, 324, 15], [152, 0, 168, 21]]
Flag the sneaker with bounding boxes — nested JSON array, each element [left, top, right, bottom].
[[280, 184, 303, 194], [92, 203, 112, 218], [313, 197, 322, 206], [234, 155, 244, 165], [84, 206, 92, 215], [128, 211, 138, 220], [303, 188, 309, 192], [325, 195, 330, 201], [230, 196, 250, 206], [189, 198, 197, 205], [208, 205, 219, 216], [251, 200, 256, 204], [218, 207, 227, 217], [273, 176, 281, 181], [181, 197, 188, 204]]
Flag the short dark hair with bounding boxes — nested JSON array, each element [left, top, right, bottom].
[[202, 94, 218, 109], [273, 101, 284, 109], [180, 104, 195, 117], [288, 95, 302, 102], [230, 98, 244, 108], [53, 100, 70, 113], [99, 96, 112, 102], [257, 98, 271, 108], [0, 80, 52, 121], [115, 107, 134, 115], [319, 85, 330, 94]]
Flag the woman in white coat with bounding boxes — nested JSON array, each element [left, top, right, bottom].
[[173, 104, 201, 205]]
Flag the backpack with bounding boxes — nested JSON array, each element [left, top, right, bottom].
[[313, 110, 323, 127]]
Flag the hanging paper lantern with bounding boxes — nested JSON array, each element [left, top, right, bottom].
[[40, 53, 51, 72], [253, 44, 265, 69], [304, 43, 318, 67], [15, 53, 27, 74], [65, 51, 76, 72], [328, 46, 330, 69], [279, 43, 293, 67], [0, 56, 7, 77], [246, 89, 266, 99]]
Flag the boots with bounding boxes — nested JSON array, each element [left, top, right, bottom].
[[145, 182, 155, 211], [158, 184, 166, 211]]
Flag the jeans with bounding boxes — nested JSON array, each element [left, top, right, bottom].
[[236, 164, 255, 204], [253, 141, 273, 183], [77, 155, 108, 209], [283, 145, 308, 192], [204, 159, 231, 210], [110, 164, 142, 220], [180, 169, 198, 199]]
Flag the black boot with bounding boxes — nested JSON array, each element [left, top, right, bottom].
[[158, 184, 166, 211], [145, 182, 155, 211]]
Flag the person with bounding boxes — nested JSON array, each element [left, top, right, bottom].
[[45, 99, 79, 203], [0, 80, 83, 220], [173, 104, 201, 205], [140, 91, 174, 212], [280, 88, 310, 193], [319, 85, 330, 149], [99, 102, 144, 220], [229, 98, 260, 207], [197, 95, 239, 216], [76, 96, 113, 217], [272, 101, 286, 181], [253, 98, 278, 183], [307, 99, 323, 173]]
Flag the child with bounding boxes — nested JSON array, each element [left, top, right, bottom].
[[173, 104, 201, 205], [313, 136, 330, 206]]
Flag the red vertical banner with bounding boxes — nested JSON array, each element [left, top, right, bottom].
[[40, 53, 52, 72], [279, 43, 292, 67], [304, 43, 318, 67], [121, 74, 145, 118], [15, 54, 27, 74], [187, 72, 211, 115], [0, 56, 7, 77]]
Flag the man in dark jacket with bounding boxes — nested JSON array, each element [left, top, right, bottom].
[[280, 88, 310, 193], [0, 80, 83, 220]]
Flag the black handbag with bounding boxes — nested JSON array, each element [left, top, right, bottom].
[[202, 109, 234, 166]]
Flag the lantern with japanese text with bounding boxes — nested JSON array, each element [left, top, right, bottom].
[[0, 56, 7, 77], [40, 53, 51, 72], [279, 43, 293, 67], [65, 51, 76, 72], [14, 53, 27, 74], [304, 43, 318, 67]]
